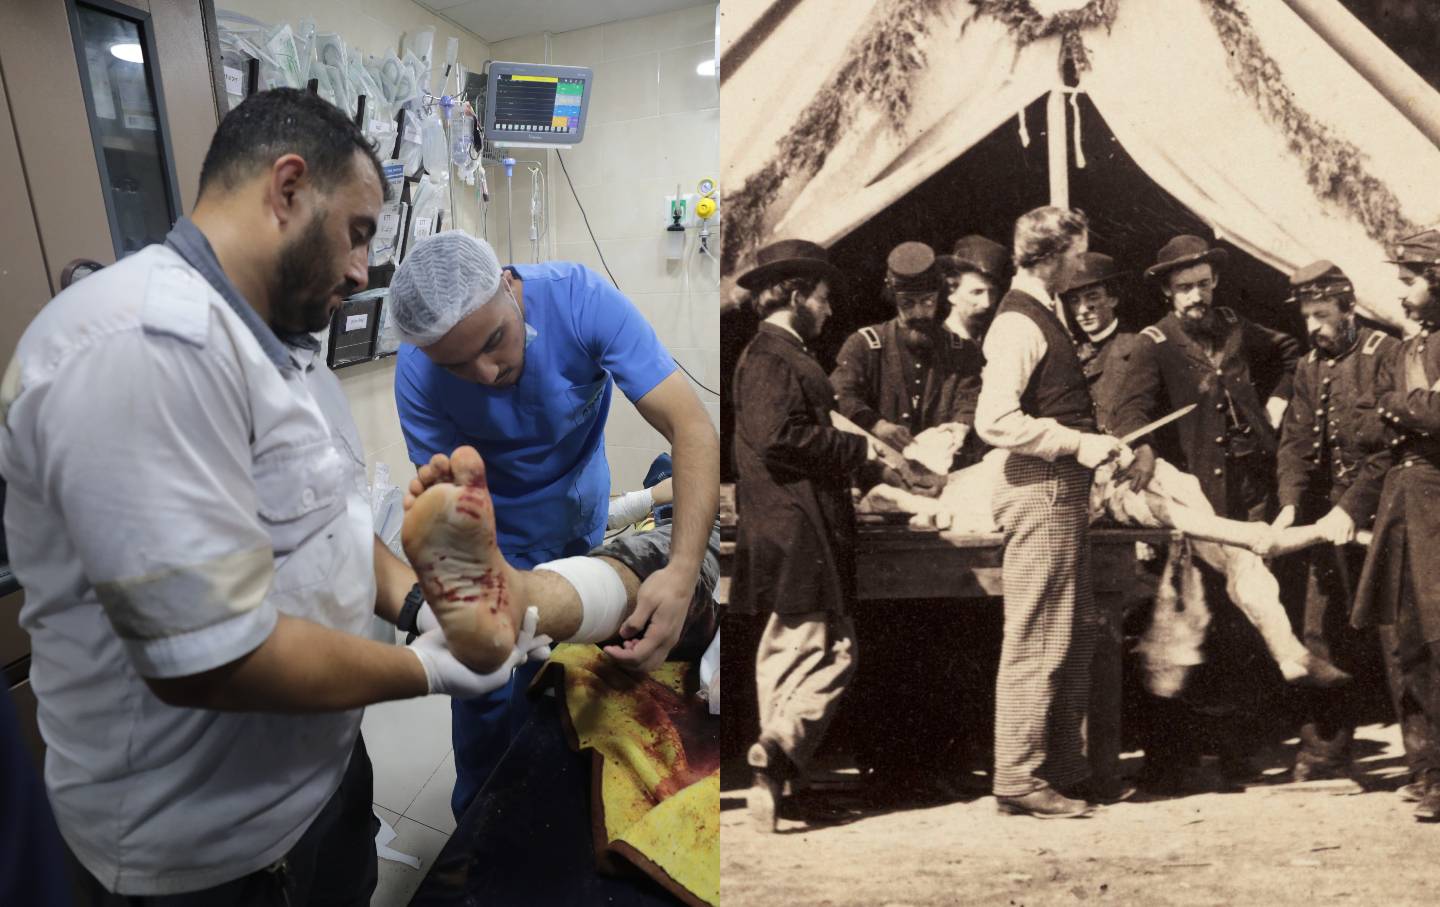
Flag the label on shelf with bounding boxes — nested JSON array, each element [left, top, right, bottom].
[[224, 66, 244, 96], [345, 313, 369, 332]]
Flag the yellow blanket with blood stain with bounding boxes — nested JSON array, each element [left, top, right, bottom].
[[537, 644, 719, 907]]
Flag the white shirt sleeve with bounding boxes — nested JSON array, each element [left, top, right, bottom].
[[606, 488, 655, 529], [975, 311, 1085, 460], [30, 328, 277, 678]]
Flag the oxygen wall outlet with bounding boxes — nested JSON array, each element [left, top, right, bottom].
[[664, 193, 700, 228]]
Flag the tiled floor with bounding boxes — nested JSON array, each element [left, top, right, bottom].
[[363, 691, 458, 906]]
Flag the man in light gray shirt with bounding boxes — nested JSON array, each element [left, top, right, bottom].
[[0, 89, 540, 904]]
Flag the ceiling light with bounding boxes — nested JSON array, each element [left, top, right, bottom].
[[110, 43, 144, 63], [695, 59, 715, 77]]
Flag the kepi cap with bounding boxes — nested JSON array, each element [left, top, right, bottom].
[[1387, 228, 1440, 267], [1285, 260, 1354, 304], [887, 241, 938, 293]]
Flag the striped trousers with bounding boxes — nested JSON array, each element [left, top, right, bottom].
[[755, 612, 858, 772], [990, 453, 1096, 797]]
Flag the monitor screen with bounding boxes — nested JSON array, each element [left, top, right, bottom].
[[482, 62, 592, 148], [493, 74, 584, 135]]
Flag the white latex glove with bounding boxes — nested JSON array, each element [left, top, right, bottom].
[[1076, 432, 1124, 469], [409, 606, 553, 698], [1266, 395, 1288, 430], [416, 602, 440, 633], [1315, 506, 1356, 545]]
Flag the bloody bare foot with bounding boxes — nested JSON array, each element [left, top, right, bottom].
[[402, 447, 529, 673]]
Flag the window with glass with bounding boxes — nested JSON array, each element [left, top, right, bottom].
[[71, 1, 179, 256]]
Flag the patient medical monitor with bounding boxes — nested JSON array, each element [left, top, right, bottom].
[[478, 61, 593, 149]]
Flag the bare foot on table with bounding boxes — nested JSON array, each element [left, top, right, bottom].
[[402, 447, 530, 673]]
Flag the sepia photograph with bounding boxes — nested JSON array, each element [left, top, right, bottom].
[[719, 0, 1440, 904]]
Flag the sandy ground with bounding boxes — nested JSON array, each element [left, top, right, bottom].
[[720, 723, 1438, 906]]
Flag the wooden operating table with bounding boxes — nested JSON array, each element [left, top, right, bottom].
[[718, 484, 1177, 787]]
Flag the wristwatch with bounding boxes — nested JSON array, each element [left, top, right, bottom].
[[397, 583, 426, 644]]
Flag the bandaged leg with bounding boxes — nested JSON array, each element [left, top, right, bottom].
[[532, 556, 631, 643]]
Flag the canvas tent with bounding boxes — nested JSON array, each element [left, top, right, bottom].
[[719, 0, 1440, 330]]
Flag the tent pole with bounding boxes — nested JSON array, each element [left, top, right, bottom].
[[1283, 0, 1440, 150], [1046, 89, 1069, 208]]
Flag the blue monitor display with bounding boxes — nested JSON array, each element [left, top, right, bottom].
[[481, 61, 593, 148]]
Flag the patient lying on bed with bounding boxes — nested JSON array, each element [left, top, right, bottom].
[[858, 427, 1350, 692]]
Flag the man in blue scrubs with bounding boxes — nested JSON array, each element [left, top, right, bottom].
[[389, 231, 719, 816]]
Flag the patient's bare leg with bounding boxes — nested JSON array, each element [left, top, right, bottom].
[[1131, 490, 1350, 688]]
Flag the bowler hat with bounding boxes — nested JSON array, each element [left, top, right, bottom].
[[1387, 228, 1440, 267], [1058, 252, 1126, 298], [736, 239, 846, 291], [1285, 260, 1353, 304], [1145, 235, 1228, 281], [886, 241, 938, 293], [950, 234, 1010, 280]]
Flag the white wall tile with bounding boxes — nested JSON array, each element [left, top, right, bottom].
[[607, 444, 666, 492], [553, 240, 607, 279], [597, 237, 673, 295], [602, 4, 715, 61], [597, 116, 668, 187], [588, 54, 660, 124], [656, 108, 719, 181], [659, 42, 718, 114], [670, 347, 722, 393], [550, 25, 605, 68], [490, 32, 547, 65], [554, 136, 603, 190], [604, 396, 668, 450], [338, 359, 403, 455], [631, 291, 718, 351]]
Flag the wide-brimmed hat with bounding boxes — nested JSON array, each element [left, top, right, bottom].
[[1386, 228, 1440, 267], [1144, 235, 1228, 281], [886, 241, 938, 293], [1058, 252, 1126, 298], [949, 234, 1010, 281], [1285, 260, 1353, 304], [736, 238, 846, 291]]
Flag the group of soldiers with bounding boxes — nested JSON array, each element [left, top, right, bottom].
[[729, 204, 1440, 828]]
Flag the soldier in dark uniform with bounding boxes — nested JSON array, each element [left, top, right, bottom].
[[1113, 235, 1303, 792], [1352, 229, 1440, 821], [1274, 261, 1398, 782], [941, 234, 1010, 345], [831, 241, 984, 463], [731, 239, 936, 833], [1114, 235, 1301, 517], [828, 243, 968, 800], [1057, 251, 1143, 437]]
